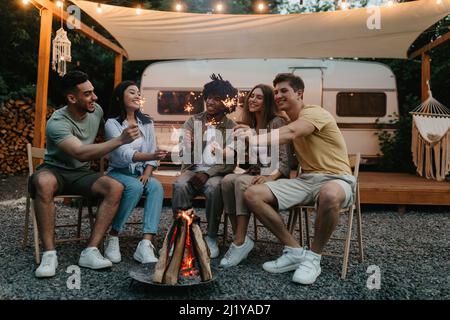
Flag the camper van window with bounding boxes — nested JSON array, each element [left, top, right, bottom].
[[157, 91, 204, 115], [336, 92, 386, 117]]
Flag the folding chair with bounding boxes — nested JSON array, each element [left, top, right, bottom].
[[22, 144, 96, 264], [287, 153, 364, 279]]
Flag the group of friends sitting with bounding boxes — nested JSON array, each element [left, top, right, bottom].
[[29, 70, 355, 285]]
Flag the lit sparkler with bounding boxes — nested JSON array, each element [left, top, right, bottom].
[[206, 117, 219, 127], [184, 102, 194, 114], [221, 94, 238, 114], [138, 96, 146, 111]]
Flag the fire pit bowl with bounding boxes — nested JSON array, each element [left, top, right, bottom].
[[129, 263, 216, 287]]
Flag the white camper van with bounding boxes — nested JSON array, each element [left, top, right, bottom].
[[140, 59, 398, 164]]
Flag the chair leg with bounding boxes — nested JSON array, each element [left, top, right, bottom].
[[287, 209, 295, 234], [355, 189, 364, 262], [31, 200, 41, 265], [304, 208, 311, 248], [297, 208, 304, 247], [22, 195, 31, 248], [253, 214, 258, 242], [222, 212, 228, 246], [341, 207, 354, 280], [77, 203, 83, 241]]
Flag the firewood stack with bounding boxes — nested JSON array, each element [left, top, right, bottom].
[[153, 208, 213, 285], [0, 99, 54, 175]]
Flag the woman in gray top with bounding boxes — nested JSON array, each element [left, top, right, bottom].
[[220, 84, 291, 268]]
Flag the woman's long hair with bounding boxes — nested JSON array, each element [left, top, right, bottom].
[[108, 80, 152, 125], [241, 84, 278, 129]]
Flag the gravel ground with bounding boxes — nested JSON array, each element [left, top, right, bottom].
[[0, 175, 449, 300]]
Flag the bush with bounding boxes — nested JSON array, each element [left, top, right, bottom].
[[376, 94, 420, 173]]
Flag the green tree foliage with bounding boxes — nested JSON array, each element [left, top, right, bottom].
[[0, 1, 40, 100], [0, 0, 279, 109], [276, 0, 450, 172], [2, 0, 449, 173]]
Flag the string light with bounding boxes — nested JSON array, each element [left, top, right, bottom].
[[175, 2, 183, 12], [56, 1, 63, 8], [257, 2, 265, 12], [96, 3, 102, 13], [387, 0, 394, 7], [22, 0, 30, 4], [216, 2, 224, 13], [136, 4, 142, 15]]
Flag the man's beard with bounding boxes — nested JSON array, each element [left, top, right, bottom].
[[81, 103, 95, 113]]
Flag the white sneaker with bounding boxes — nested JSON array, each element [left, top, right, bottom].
[[78, 247, 112, 269], [292, 250, 322, 285], [35, 250, 58, 278], [204, 235, 219, 259], [104, 236, 121, 263], [219, 236, 254, 268], [134, 240, 158, 264], [262, 246, 305, 273]]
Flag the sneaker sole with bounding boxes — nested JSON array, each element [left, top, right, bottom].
[[292, 267, 322, 285], [105, 254, 121, 264], [78, 261, 112, 269], [262, 263, 301, 274], [219, 253, 249, 268], [35, 262, 58, 278], [210, 252, 220, 259], [133, 253, 158, 264], [219, 243, 254, 268]]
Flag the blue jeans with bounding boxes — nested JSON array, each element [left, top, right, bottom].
[[107, 168, 164, 234]]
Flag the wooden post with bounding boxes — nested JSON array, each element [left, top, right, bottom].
[[114, 53, 123, 89], [421, 53, 430, 102], [33, 8, 53, 148]]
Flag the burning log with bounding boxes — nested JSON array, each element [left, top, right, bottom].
[[153, 208, 212, 285], [191, 223, 212, 281], [163, 217, 187, 285]]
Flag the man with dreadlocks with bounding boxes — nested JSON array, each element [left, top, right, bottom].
[[172, 74, 238, 258]]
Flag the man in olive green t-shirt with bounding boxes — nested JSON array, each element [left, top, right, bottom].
[[29, 71, 140, 278], [242, 73, 356, 285]]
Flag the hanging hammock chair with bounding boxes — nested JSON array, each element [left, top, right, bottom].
[[410, 82, 450, 181]]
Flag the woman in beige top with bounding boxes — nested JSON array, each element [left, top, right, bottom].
[[219, 84, 291, 268]]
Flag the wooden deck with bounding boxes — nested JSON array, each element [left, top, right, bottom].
[[359, 172, 450, 206], [153, 171, 450, 206]]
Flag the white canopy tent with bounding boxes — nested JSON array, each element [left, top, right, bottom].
[[72, 0, 450, 61]]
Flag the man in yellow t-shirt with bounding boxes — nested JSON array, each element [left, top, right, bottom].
[[243, 73, 356, 285]]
